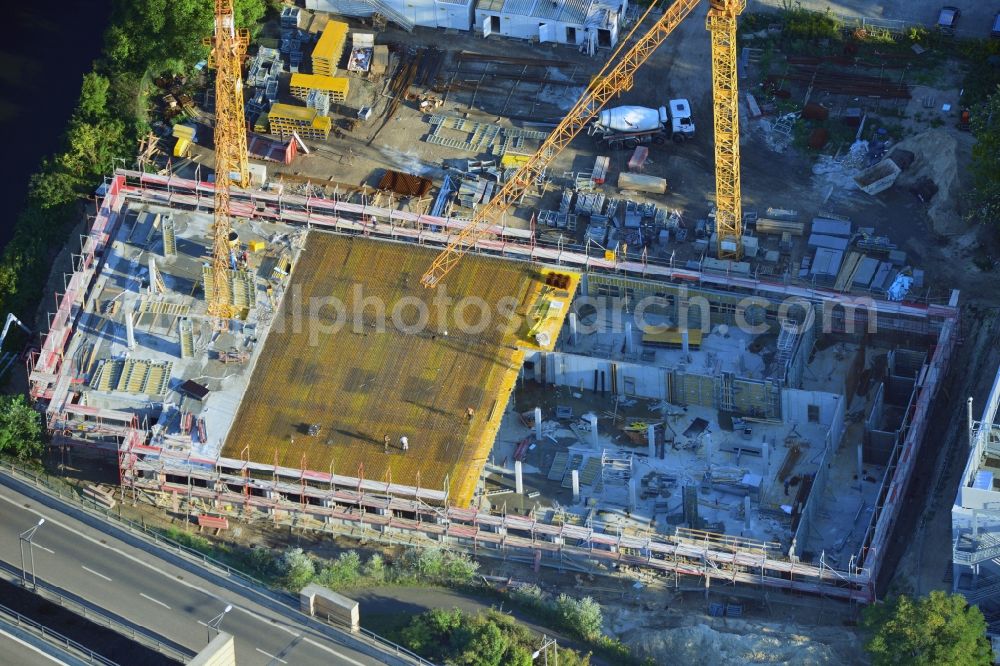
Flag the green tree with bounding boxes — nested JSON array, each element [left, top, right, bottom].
[[401, 607, 464, 658], [970, 85, 1000, 228], [398, 608, 592, 666], [454, 618, 508, 666], [317, 550, 361, 588], [555, 594, 603, 641], [862, 591, 992, 665], [0, 395, 44, 461], [28, 160, 79, 210], [362, 552, 386, 583], [78, 73, 111, 120], [60, 117, 126, 177], [279, 547, 315, 592]]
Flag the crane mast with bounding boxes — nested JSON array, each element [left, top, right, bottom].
[[707, 0, 744, 258], [421, 0, 745, 288], [207, 0, 251, 325]]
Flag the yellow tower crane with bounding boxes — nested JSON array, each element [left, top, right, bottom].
[[207, 0, 251, 325], [421, 0, 745, 288]]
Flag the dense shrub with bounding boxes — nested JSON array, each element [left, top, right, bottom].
[[398, 608, 591, 666]]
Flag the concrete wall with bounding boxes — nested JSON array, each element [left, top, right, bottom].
[[781, 388, 842, 429], [789, 394, 844, 557], [530, 351, 668, 399], [530, 351, 781, 416], [189, 632, 235, 666], [864, 383, 895, 465]]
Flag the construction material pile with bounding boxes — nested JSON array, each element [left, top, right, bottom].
[[892, 129, 966, 235]]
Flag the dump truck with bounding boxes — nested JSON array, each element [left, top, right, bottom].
[[588, 99, 695, 150]]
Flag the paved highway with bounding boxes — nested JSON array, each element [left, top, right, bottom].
[[0, 476, 401, 665], [0, 626, 70, 665]]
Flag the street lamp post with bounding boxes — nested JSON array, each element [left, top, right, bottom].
[[18, 518, 45, 589], [532, 635, 558, 666], [205, 604, 232, 644]]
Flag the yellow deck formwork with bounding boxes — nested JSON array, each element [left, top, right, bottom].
[[224, 234, 576, 506]]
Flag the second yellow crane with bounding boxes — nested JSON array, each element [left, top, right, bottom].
[[422, 0, 745, 288]]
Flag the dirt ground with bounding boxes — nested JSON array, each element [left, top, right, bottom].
[[887, 307, 1000, 597], [226, 7, 1000, 306]]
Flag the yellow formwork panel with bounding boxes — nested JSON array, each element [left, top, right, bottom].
[[312, 20, 348, 64], [289, 74, 350, 102], [517, 270, 579, 352], [267, 104, 331, 140], [223, 234, 539, 507]]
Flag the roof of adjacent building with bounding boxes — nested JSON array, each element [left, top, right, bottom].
[[479, 0, 618, 27]]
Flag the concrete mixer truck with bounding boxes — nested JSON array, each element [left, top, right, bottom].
[[588, 98, 694, 150]]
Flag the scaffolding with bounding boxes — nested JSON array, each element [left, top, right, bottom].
[[27, 169, 961, 604]]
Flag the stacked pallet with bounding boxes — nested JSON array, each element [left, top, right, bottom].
[[312, 21, 348, 77], [267, 103, 331, 140], [756, 218, 805, 236], [289, 73, 350, 103]]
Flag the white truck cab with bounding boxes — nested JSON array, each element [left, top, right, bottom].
[[669, 98, 695, 141]]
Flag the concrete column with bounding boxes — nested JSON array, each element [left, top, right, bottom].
[[572, 469, 580, 503], [126, 311, 136, 350], [534, 407, 543, 439], [569, 313, 578, 346], [515, 461, 524, 495], [968, 396, 975, 448], [681, 329, 689, 354], [647, 424, 656, 459], [743, 495, 751, 530], [628, 478, 638, 513], [588, 413, 599, 449], [857, 443, 864, 491], [625, 322, 633, 354], [762, 439, 770, 473]]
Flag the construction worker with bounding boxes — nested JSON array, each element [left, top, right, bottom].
[[466, 407, 475, 421], [400, 436, 409, 453], [384, 434, 390, 454]]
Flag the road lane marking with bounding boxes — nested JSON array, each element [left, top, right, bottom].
[[255, 648, 288, 664], [301, 637, 368, 666], [242, 614, 369, 666], [81, 566, 112, 582], [139, 592, 171, 610], [0, 493, 377, 664], [33, 544, 54, 554]]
